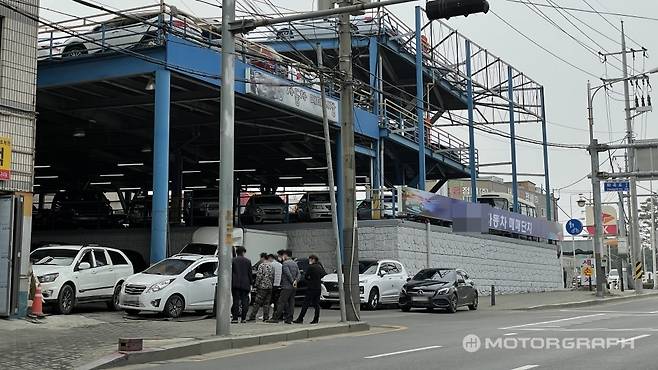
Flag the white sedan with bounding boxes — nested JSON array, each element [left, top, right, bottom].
[[119, 254, 217, 318]]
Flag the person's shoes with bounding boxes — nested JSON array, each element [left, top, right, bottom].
[[265, 319, 280, 323], [310, 320, 319, 324], [292, 319, 303, 324], [231, 319, 238, 324], [284, 321, 293, 324]]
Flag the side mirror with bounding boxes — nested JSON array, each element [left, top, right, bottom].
[[194, 273, 204, 280], [406, 277, 411, 282], [378, 270, 386, 277], [78, 262, 91, 270]]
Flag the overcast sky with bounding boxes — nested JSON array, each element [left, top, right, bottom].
[[40, 0, 658, 223]]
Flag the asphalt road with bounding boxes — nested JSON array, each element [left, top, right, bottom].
[[117, 297, 658, 370]]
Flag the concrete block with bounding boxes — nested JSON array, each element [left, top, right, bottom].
[[231, 335, 261, 349], [197, 338, 232, 354], [258, 333, 288, 345], [285, 329, 310, 341], [306, 324, 349, 338]]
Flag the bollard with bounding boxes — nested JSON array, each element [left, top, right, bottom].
[[588, 276, 592, 291], [490, 285, 495, 306]]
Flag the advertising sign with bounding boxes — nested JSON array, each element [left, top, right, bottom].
[[401, 186, 453, 221], [0, 137, 11, 181], [585, 205, 618, 236], [245, 68, 339, 123]]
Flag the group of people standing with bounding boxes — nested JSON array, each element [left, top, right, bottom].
[[231, 247, 327, 324]]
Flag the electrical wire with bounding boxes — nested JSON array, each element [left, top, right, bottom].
[[503, 0, 658, 22]]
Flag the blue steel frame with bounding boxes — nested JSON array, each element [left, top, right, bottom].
[[508, 65, 519, 214], [415, 6, 426, 191], [465, 40, 477, 203], [150, 69, 170, 263]]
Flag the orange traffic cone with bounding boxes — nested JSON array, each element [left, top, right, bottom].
[[31, 284, 44, 317]]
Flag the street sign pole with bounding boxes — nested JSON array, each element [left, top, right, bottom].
[[587, 80, 605, 298]]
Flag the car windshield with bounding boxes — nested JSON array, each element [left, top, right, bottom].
[[254, 196, 284, 205], [359, 261, 378, 274], [179, 243, 217, 255], [413, 269, 456, 282], [309, 193, 330, 202], [30, 249, 79, 266], [143, 259, 194, 275]]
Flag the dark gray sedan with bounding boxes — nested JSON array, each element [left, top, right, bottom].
[[398, 268, 478, 313]]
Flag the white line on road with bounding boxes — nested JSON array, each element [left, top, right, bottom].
[[364, 345, 443, 359], [621, 334, 651, 343], [510, 366, 539, 370], [513, 327, 658, 332], [560, 309, 658, 315], [499, 313, 606, 330], [504, 332, 518, 336]]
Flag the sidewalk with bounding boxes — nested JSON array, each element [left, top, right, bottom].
[[0, 309, 367, 370], [479, 289, 658, 311]]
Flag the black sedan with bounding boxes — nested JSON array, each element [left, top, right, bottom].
[[398, 268, 478, 313]]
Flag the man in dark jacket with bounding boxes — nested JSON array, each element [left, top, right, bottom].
[[231, 246, 253, 323], [293, 255, 326, 324], [267, 250, 299, 324]]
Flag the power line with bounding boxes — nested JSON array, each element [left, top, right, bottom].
[[504, 0, 658, 22], [582, 0, 643, 48]]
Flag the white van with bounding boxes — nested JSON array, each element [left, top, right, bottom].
[[177, 227, 288, 262]]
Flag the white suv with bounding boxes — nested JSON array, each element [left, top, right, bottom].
[[321, 259, 408, 310], [119, 255, 217, 318], [30, 245, 134, 314]]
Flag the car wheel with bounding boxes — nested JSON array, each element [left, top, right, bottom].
[[56, 284, 75, 315], [125, 309, 140, 316], [468, 292, 478, 311], [164, 294, 185, 318], [107, 282, 123, 311], [400, 305, 411, 312], [447, 293, 458, 313], [63, 44, 87, 57], [320, 302, 333, 309], [366, 288, 379, 310]]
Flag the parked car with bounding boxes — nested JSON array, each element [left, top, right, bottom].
[[321, 259, 407, 310], [184, 189, 219, 226], [607, 268, 620, 288], [119, 254, 218, 318], [240, 194, 287, 224], [30, 245, 134, 314], [270, 16, 397, 41], [48, 189, 119, 228], [38, 11, 203, 59], [398, 268, 478, 313], [356, 194, 400, 220], [295, 192, 332, 221]]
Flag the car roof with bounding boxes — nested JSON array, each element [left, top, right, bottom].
[[167, 254, 215, 262], [32, 245, 84, 252]]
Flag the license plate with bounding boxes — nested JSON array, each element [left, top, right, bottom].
[[122, 296, 140, 306], [412, 296, 427, 302]]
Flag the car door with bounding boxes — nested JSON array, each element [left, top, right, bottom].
[[92, 249, 116, 297], [107, 249, 133, 281], [391, 263, 407, 295], [73, 248, 96, 299], [458, 270, 475, 303], [184, 261, 218, 309], [378, 263, 395, 301], [455, 271, 471, 305]]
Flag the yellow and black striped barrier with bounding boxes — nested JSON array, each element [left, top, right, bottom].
[[634, 261, 644, 280]]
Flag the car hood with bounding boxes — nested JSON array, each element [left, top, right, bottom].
[[404, 280, 453, 290], [323, 273, 375, 283], [124, 273, 179, 286], [32, 264, 71, 277]]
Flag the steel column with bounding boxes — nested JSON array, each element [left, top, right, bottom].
[[369, 36, 379, 116], [149, 69, 170, 264], [508, 66, 519, 213], [540, 86, 552, 220], [465, 40, 477, 202], [415, 6, 426, 191]]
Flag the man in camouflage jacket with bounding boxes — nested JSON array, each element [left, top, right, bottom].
[[247, 253, 274, 321]]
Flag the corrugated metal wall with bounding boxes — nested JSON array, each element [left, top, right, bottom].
[[0, 0, 37, 193]]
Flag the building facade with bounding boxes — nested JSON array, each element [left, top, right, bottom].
[[447, 177, 556, 220], [0, 0, 38, 316]]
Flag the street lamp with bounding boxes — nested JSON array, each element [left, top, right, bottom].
[[577, 197, 588, 208]]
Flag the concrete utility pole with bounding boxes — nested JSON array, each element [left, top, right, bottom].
[[587, 81, 605, 298], [621, 21, 643, 294], [338, 0, 360, 321], [317, 44, 347, 322], [652, 180, 657, 289], [217, 0, 236, 336]]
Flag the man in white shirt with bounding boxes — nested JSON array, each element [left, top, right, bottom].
[[269, 252, 283, 315]]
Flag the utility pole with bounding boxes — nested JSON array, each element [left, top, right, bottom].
[[587, 80, 605, 298], [338, 0, 360, 321], [621, 21, 643, 294], [317, 44, 347, 321], [216, 0, 236, 335], [652, 180, 657, 289]]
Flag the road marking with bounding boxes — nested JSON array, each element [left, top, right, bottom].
[[560, 309, 658, 315], [499, 313, 606, 330], [621, 334, 651, 344], [504, 332, 518, 336], [510, 366, 539, 370], [514, 327, 658, 332], [364, 345, 443, 359]]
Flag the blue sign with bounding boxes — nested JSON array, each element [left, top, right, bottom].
[[565, 218, 584, 236], [604, 180, 630, 192]]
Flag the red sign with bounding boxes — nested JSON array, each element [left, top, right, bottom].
[[585, 225, 618, 236]]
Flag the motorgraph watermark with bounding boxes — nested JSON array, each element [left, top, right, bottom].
[[462, 334, 641, 353]]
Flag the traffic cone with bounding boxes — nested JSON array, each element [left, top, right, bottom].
[[31, 284, 44, 318]]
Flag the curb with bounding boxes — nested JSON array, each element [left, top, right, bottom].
[[81, 322, 369, 369], [518, 292, 658, 311]]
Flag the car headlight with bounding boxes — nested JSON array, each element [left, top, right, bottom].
[[435, 287, 450, 296], [38, 273, 59, 283], [146, 278, 175, 293]]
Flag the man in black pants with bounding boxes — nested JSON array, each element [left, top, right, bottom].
[[231, 246, 253, 323], [267, 250, 299, 324], [294, 255, 326, 324]]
